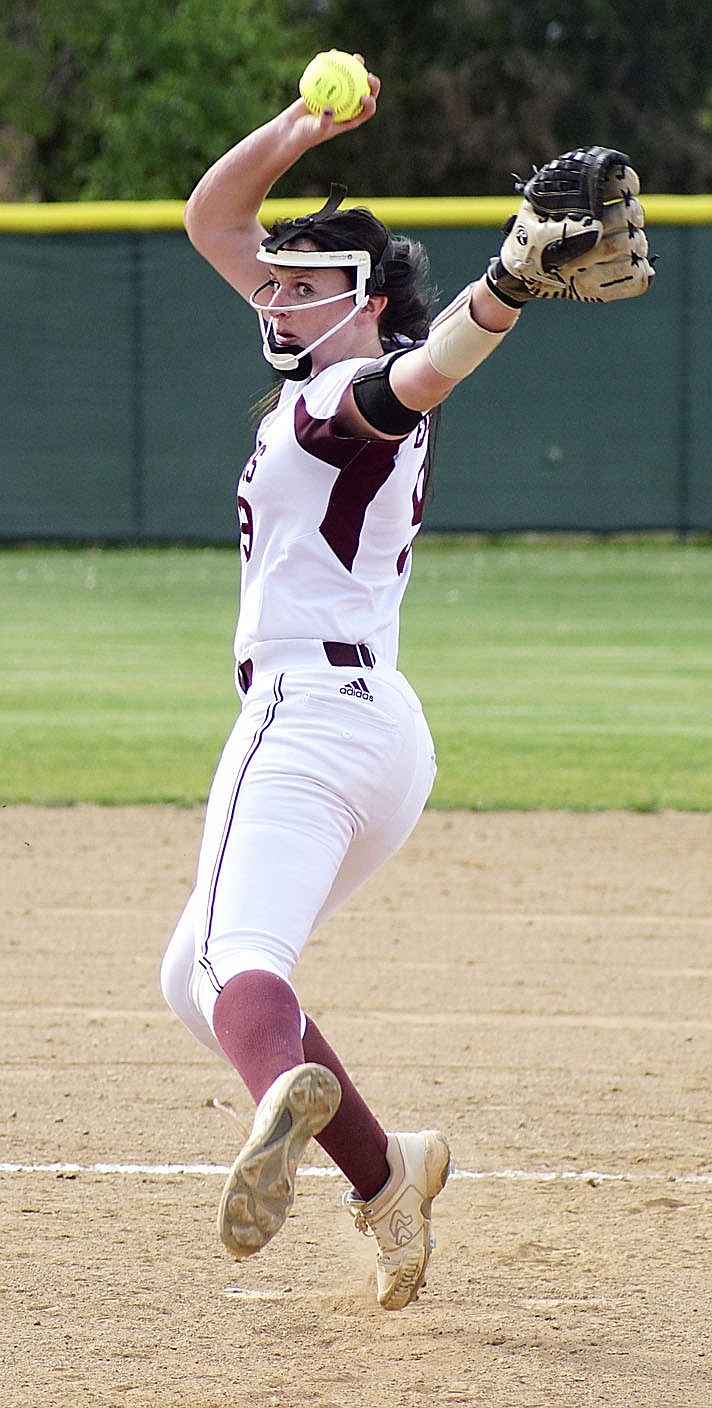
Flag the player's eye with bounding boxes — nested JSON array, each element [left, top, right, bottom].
[[296, 282, 315, 297]]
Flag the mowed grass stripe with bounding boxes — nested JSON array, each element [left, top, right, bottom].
[[1, 539, 711, 808]]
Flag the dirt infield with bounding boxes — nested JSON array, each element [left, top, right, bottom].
[[2, 806, 711, 1408]]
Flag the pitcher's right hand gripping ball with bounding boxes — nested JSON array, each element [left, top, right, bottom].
[[486, 146, 655, 305], [299, 49, 371, 122]]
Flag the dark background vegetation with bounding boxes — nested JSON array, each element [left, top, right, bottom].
[[1, 0, 711, 202]]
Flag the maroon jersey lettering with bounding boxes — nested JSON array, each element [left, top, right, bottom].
[[396, 447, 429, 576], [237, 495, 254, 562]]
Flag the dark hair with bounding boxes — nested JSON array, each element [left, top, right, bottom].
[[266, 206, 437, 350]]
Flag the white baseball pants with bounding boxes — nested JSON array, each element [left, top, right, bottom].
[[160, 642, 436, 1056]]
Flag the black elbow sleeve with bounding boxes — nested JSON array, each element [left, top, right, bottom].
[[352, 353, 425, 437]]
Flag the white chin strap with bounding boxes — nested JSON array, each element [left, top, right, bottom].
[[249, 246, 372, 374]]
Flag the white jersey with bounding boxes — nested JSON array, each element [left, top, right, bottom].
[[233, 357, 430, 674]]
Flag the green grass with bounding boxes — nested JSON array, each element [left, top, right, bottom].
[[2, 539, 711, 808], [401, 536, 712, 809]]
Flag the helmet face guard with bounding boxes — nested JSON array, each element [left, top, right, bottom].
[[249, 247, 373, 377], [249, 184, 383, 379]]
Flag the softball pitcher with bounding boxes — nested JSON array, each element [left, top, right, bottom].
[[160, 56, 654, 1310]]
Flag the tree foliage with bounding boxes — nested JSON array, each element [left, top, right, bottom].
[[1, 0, 711, 200], [0, 0, 315, 199], [291, 0, 712, 196]]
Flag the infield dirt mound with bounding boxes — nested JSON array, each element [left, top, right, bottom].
[[1, 807, 710, 1407]]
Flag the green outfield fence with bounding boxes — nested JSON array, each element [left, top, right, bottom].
[[2, 196, 711, 542]]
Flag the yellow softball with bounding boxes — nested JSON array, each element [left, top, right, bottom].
[[298, 50, 371, 123]]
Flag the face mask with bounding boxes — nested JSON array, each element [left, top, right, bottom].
[[249, 247, 373, 380]]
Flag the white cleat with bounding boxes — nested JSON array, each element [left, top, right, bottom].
[[217, 1062, 341, 1260], [344, 1129, 451, 1310]]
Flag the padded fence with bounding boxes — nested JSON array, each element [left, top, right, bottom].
[[1, 198, 710, 541]]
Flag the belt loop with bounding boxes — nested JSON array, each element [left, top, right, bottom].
[[357, 643, 375, 669]]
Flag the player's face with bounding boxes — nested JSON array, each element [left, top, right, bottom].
[[259, 242, 365, 370]]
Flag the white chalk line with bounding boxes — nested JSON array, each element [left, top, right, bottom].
[[1, 1161, 710, 1185]]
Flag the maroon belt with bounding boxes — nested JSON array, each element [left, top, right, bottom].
[[238, 641, 375, 695], [323, 640, 375, 669]]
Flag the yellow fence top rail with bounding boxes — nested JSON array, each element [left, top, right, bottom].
[[0, 194, 710, 233]]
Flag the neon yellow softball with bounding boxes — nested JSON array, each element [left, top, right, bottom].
[[299, 50, 371, 123]]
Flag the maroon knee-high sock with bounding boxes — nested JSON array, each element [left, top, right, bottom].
[[213, 971, 304, 1104], [302, 1014, 389, 1202]]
